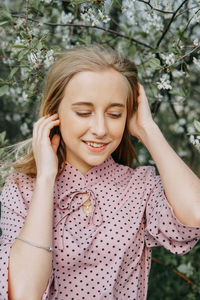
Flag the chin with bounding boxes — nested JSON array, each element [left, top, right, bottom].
[[86, 155, 110, 166]]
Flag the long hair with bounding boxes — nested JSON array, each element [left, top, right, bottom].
[[6, 44, 139, 176]]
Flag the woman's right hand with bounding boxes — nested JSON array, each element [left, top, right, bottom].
[[32, 113, 61, 178]]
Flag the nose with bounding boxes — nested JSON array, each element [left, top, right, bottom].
[[90, 113, 108, 137]]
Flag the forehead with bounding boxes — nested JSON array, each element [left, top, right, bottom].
[[63, 68, 129, 105]]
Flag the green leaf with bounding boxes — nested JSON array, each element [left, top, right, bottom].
[[0, 7, 13, 22], [32, 39, 43, 50], [20, 31, 28, 39], [0, 78, 7, 85], [18, 49, 29, 61], [0, 20, 9, 26], [187, 132, 200, 136], [0, 85, 9, 97], [8, 67, 19, 80], [0, 131, 6, 144], [13, 44, 28, 49], [194, 120, 200, 133], [147, 58, 161, 70], [70, 0, 94, 5], [40, 32, 49, 42]]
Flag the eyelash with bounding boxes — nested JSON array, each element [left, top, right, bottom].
[[76, 112, 122, 118]]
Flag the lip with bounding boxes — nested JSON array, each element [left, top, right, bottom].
[[83, 140, 108, 152], [83, 140, 109, 145]]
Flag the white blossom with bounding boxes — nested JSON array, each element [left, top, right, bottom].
[[104, 0, 112, 14], [177, 262, 194, 277], [5, 114, 11, 121], [59, 12, 73, 24], [10, 87, 21, 98], [13, 113, 21, 121], [15, 18, 25, 29], [122, 0, 136, 25], [14, 36, 25, 46], [193, 38, 199, 46], [195, 13, 200, 23], [189, 135, 200, 151], [98, 9, 110, 24], [157, 74, 172, 90], [161, 53, 176, 65], [155, 93, 163, 102], [18, 91, 28, 103], [20, 123, 30, 136], [20, 67, 29, 80], [178, 118, 186, 126], [44, 49, 54, 68], [81, 8, 110, 26], [143, 11, 163, 33], [81, 8, 98, 26], [172, 70, 185, 78], [28, 51, 43, 69], [170, 123, 184, 134], [193, 57, 200, 69]]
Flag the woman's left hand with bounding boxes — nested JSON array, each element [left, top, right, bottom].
[[127, 84, 155, 142]]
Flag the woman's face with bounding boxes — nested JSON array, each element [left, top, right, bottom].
[[58, 68, 128, 176]]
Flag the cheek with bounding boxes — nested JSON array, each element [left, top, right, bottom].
[[59, 114, 88, 139], [109, 119, 126, 138]]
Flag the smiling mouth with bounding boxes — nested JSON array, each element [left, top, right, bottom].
[[83, 141, 108, 148]]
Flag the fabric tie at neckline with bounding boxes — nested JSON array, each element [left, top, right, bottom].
[[55, 188, 103, 249]]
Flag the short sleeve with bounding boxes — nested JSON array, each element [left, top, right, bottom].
[[0, 173, 53, 299], [144, 169, 200, 255]]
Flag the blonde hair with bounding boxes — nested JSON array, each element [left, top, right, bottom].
[[6, 44, 139, 176]]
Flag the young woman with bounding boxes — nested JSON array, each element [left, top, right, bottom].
[[0, 45, 200, 300]]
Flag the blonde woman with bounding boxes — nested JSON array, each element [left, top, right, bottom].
[[0, 45, 200, 300]]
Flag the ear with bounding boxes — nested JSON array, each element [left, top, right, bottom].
[[51, 134, 61, 153]]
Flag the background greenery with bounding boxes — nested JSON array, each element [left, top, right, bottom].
[[0, 0, 200, 299]]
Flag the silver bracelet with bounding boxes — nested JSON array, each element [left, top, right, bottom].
[[15, 237, 53, 252]]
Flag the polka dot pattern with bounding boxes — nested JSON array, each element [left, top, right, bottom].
[[0, 156, 200, 300]]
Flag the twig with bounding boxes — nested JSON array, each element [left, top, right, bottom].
[[178, 8, 200, 46], [137, 0, 174, 14], [175, 5, 200, 18], [156, 0, 188, 48], [167, 45, 200, 68], [26, 0, 28, 26], [152, 257, 194, 285], [11, 14, 153, 49]]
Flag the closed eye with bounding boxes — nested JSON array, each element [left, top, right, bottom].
[[76, 112, 122, 118], [76, 112, 90, 116], [109, 114, 122, 118]]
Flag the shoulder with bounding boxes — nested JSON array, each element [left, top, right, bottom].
[[117, 162, 157, 179], [115, 162, 159, 188], [2, 172, 35, 191], [0, 172, 35, 214]]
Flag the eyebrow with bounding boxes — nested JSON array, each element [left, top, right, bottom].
[[71, 101, 125, 108]]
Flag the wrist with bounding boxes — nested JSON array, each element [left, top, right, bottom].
[[36, 173, 56, 186], [137, 121, 160, 144]]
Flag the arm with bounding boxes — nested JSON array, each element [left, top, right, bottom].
[[8, 114, 60, 300], [128, 85, 200, 227], [8, 176, 55, 300]]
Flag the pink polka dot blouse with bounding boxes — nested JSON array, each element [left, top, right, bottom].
[[0, 155, 200, 299]]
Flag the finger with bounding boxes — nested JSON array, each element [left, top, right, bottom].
[[36, 114, 59, 142], [41, 119, 61, 145], [38, 119, 60, 144], [137, 84, 148, 104], [33, 116, 46, 140]]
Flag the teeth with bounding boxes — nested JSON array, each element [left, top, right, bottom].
[[86, 142, 105, 148]]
